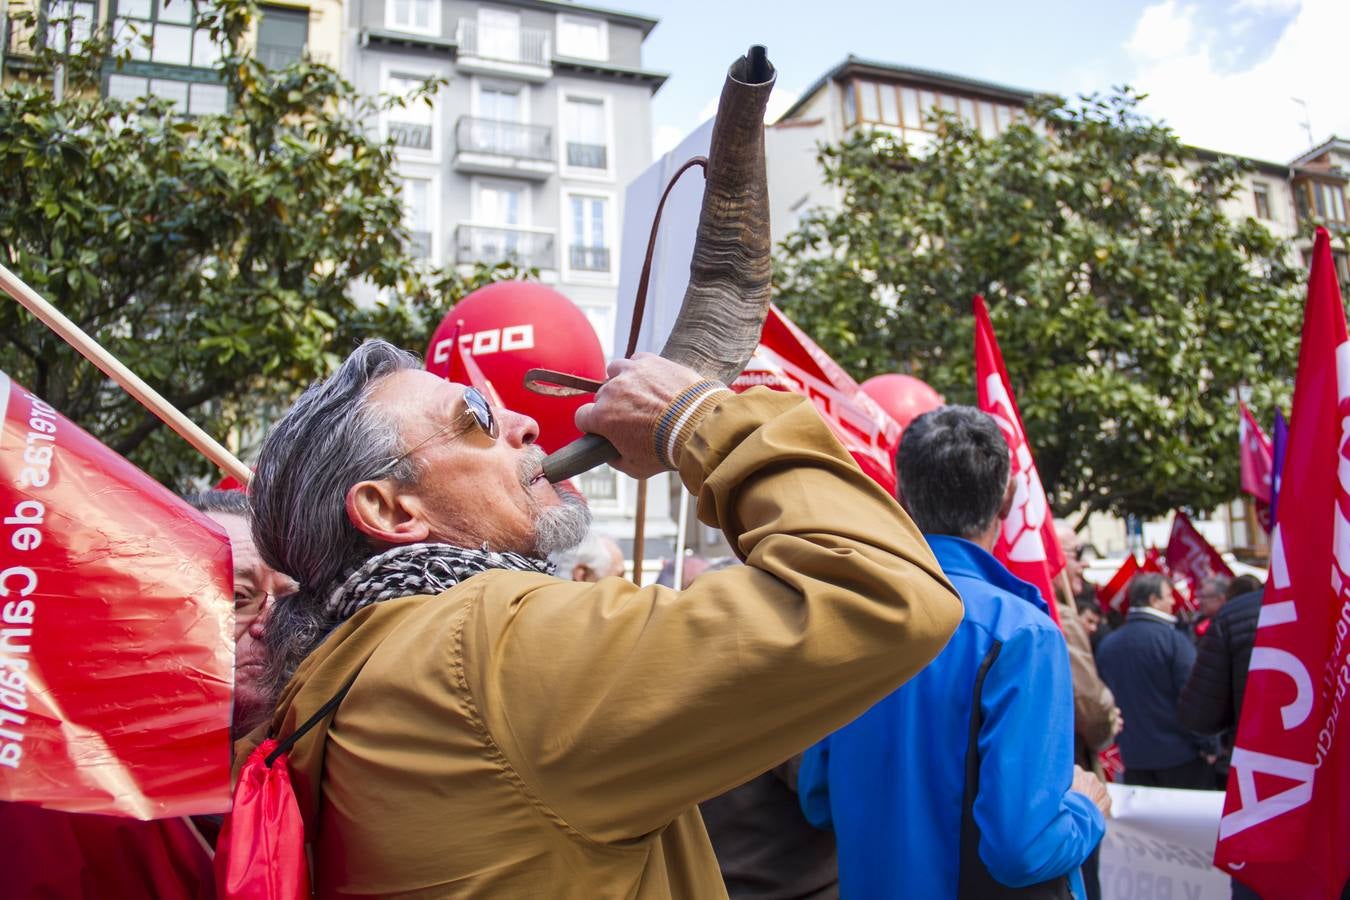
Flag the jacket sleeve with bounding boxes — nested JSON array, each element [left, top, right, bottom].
[[974, 622, 1105, 888], [796, 741, 833, 830], [1177, 613, 1234, 734], [1058, 603, 1117, 751], [464, 389, 964, 843]]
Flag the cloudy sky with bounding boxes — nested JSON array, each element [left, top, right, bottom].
[[615, 0, 1345, 163]]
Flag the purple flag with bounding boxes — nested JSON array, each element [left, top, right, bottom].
[[1271, 409, 1288, 520]]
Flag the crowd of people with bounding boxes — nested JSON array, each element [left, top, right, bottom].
[[3, 340, 1281, 898]]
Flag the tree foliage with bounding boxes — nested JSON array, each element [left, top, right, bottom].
[[0, 0, 520, 488], [775, 90, 1305, 522]]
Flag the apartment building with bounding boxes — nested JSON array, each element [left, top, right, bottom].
[[345, 0, 668, 552], [2, 0, 342, 111]]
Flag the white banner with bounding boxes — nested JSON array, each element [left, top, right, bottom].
[[1099, 785, 1232, 900], [614, 119, 713, 359]]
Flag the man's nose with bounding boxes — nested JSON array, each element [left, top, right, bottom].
[[249, 593, 277, 637], [501, 409, 540, 448]]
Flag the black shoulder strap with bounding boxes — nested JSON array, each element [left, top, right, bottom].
[[958, 640, 1074, 900], [264, 670, 362, 768]]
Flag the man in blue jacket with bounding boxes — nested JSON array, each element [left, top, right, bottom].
[[1097, 573, 1216, 788], [799, 406, 1109, 899]]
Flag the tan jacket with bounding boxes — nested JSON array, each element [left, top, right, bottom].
[[247, 389, 962, 898], [1056, 596, 1118, 754]]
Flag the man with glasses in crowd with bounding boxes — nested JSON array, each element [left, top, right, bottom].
[[241, 339, 963, 898]]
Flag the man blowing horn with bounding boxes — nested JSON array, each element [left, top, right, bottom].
[[243, 341, 962, 897]]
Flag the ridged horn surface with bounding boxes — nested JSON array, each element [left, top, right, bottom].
[[658, 47, 776, 383]]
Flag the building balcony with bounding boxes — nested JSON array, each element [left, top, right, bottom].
[[453, 116, 554, 180], [568, 245, 611, 272], [456, 224, 555, 270], [454, 19, 551, 81], [387, 118, 434, 153]]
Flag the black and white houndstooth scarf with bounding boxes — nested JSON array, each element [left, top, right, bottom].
[[324, 543, 555, 620]]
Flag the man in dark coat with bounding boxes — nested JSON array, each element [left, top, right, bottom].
[[1096, 573, 1215, 788]]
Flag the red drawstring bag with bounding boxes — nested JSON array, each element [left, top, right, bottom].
[[215, 739, 309, 900], [215, 676, 356, 899]]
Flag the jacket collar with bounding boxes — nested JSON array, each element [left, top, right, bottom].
[[924, 534, 1049, 615], [1127, 605, 1178, 625]]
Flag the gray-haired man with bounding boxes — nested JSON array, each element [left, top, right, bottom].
[[242, 340, 962, 898]]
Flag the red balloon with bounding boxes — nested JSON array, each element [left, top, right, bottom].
[[860, 373, 945, 430], [426, 282, 606, 453]]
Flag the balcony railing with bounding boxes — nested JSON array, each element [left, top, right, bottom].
[[455, 116, 551, 162], [388, 119, 433, 151], [569, 245, 610, 272], [5, 6, 91, 60], [409, 230, 432, 260], [455, 19, 549, 67], [566, 141, 608, 170], [456, 224, 554, 269]]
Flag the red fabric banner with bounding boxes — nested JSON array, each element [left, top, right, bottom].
[[1239, 400, 1274, 504], [1097, 554, 1140, 614], [973, 296, 1066, 621], [732, 305, 902, 495], [0, 371, 233, 818], [1164, 511, 1234, 612], [1214, 227, 1350, 899]]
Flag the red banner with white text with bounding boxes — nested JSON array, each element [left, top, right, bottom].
[[732, 305, 902, 495], [1214, 227, 1350, 899], [0, 371, 233, 818], [974, 296, 1066, 621]]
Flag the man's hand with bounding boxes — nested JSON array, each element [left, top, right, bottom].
[[1071, 765, 1112, 818], [574, 354, 713, 478]]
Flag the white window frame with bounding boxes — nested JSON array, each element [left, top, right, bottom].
[[557, 88, 615, 182], [379, 61, 444, 163], [384, 0, 440, 36], [471, 176, 531, 228], [397, 167, 441, 265], [560, 187, 616, 285], [554, 12, 607, 61], [471, 76, 531, 122]]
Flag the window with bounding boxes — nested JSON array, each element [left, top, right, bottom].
[[556, 14, 605, 61], [477, 7, 519, 61], [1253, 182, 1272, 220], [386, 0, 437, 34], [857, 81, 879, 122], [474, 182, 525, 260], [568, 194, 609, 272], [977, 101, 997, 137], [115, 0, 218, 67], [994, 105, 1013, 132], [900, 87, 920, 129], [107, 72, 227, 114], [384, 70, 438, 156], [879, 85, 898, 125], [564, 96, 607, 171], [401, 177, 434, 260], [957, 97, 977, 129], [43, 0, 95, 54], [1309, 181, 1347, 223], [257, 5, 307, 69]]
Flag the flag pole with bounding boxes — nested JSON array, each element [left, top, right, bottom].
[[0, 261, 252, 485]]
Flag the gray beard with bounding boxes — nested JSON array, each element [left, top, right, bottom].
[[520, 446, 592, 557]]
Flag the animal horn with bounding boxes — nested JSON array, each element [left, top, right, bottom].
[[542, 45, 776, 483]]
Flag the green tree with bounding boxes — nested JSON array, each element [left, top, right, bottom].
[[775, 90, 1304, 523], [0, 0, 521, 487]]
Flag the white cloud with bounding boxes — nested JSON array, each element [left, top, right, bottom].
[[1123, 0, 1347, 161], [1234, 0, 1300, 12], [1126, 0, 1197, 61]]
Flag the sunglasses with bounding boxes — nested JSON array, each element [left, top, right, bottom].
[[387, 387, 499, 468]]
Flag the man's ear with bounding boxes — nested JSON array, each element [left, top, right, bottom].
[[998, 476, 1017, 520], [346, 480, 430, 545]]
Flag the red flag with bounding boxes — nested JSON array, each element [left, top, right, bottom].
[[733, 305, 902, 495], [1097, 554, 1140, 614], [1214, 227, 1350, 898], [445, 319, 504, 408], [1164, 511, 1234, 612], [1142, 546, 1167, 574], [0, 371, 233, 818], [1239, 401, 1274, 503], [974, 296, 1066, 621]]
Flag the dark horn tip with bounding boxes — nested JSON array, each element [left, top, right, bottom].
[[747, 45, 771, 83]]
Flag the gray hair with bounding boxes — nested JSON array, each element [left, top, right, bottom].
[[182, 489, 249, 517], [1199, 575, 1231, 597], [896, 406, 1010, 539], [249, 339, 422, 701], [1126, 572, 1168, 608]]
